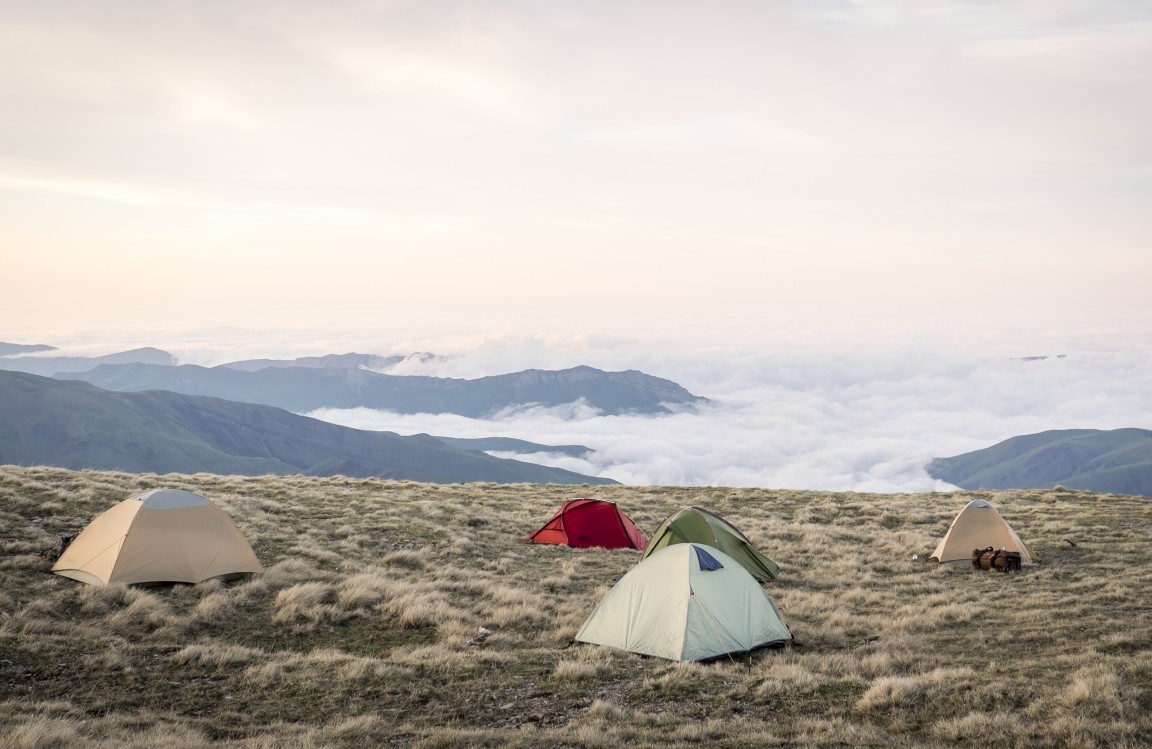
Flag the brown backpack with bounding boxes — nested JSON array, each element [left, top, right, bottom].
[[39, 533, 76, 562], [971, 546, 1022, 573]]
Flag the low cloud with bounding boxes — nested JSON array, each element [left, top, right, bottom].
[[17, 322, 1149, 491], [307, 344, 1152, 491]]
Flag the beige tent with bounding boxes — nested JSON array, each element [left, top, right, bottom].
[[574, 543, 791, 662], [53, 489, 262, 585], [930, 499, 1038, 565]]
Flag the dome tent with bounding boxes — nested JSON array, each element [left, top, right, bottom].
[[642, 505, 779, 581], [574, 543, 791, 662], [930, 499, 1039, 565], [524, 498, 648, 550], [52, 489, 262, 586]]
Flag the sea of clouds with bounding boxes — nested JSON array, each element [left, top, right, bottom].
[[18, 321, 1152, 491], [301, 333, 1152, 492]]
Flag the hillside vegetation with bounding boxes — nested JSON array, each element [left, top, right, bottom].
[[2, 466, 1150, 748], [929, 428, 1152, 496], [0, 371, 614, 485]]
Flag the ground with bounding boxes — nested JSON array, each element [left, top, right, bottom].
[[2, 466, 1150, 748]]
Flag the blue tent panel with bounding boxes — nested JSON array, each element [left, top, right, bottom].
[[694, 545, 724, 571]]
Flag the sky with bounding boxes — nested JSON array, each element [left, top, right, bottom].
[[2, 1, 1151, 489], [2, 0, 1150, 338]]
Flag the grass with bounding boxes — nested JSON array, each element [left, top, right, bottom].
[[1, 466, 1150, 747]]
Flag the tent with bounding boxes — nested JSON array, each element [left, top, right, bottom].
[[525, 498, 648, 550], [52, 489, 263, 586], [574, 543, 792, 662], [642, 506, 779, 581], [930, 499, 1039, 565]]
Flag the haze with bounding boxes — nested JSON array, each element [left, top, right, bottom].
[[3, 0, 1150, 335], [2, 1, 1149, 489]]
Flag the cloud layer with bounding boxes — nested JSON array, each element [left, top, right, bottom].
[[306, 335, 1152, 491]]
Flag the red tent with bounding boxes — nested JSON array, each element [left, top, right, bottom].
[[525, 499, 648, 550]]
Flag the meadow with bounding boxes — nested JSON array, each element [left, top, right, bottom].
[[1, 465, 1150, 748]]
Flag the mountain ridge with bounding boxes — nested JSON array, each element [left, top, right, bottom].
[[59, 362, 707, 416], [0, 370, 617, 485], [218, 352, 445, 372], [0, 346, 176, 376], [1, 342, 708, 417], [927, 428, 1152, 496]]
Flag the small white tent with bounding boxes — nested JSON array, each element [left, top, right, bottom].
[[930, 499, 1038, 565], [574, 543, 791, 662], [53, 489, 262, 586]]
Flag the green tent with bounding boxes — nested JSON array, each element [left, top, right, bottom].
[[574, 543, 791, 662], [642, 506, 780, 581]]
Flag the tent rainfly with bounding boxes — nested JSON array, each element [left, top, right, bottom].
[[524, 498, 648, 550], [52, 489, 263, 586], [930, 499, 1039, 565], [574, 543, 792, 662], [642, 505, 780, 581]]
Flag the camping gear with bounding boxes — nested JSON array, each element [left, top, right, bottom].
[[642, 505, 780, 581], [524, 498, 648, 550], [52, 489, 262, 585], [972, 547, 1023, 573], [574, 542, 791, 662], [39, 533, 77, 562], [930, 499, 1038, 565]]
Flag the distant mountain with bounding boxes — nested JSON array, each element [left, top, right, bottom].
[[60, 363, 707, 416], [0, 342, 57, 357], [0, 371, 618, 485], [433, 436, 591, 458], [219, 352, 446, 372], [0, 347, 175, 376], [927, 428, 1152, 497]]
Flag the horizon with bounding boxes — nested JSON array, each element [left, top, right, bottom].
[[5, 325, 1151, 492]]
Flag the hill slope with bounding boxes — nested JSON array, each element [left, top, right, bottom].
[[59, 362, 707, 416], [0, 371, 616, 484], [0, 341, 56, 357], [433, 436, 591, 458], [0, 346, 175, 376], [927, 428, 1152, 496]]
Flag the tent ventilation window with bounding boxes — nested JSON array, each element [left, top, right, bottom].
[[694, 546, 724, 571]]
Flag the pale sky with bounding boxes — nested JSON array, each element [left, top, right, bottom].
[[2, 0, 1151, 344]]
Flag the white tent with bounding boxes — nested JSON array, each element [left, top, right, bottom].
[[574, 543, 791, 662], [930, 499, 1038, 565], [53, 489, 262, 586]]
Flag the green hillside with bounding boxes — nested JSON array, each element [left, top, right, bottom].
[[0, 371, 616, 484], [927, 428, 1152, 496], [434, 436, 592, 458]]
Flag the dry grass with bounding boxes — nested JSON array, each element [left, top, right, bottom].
[[1, 466, 1151, 747]]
